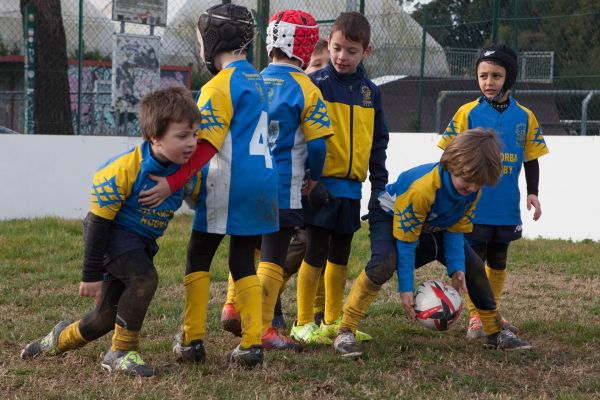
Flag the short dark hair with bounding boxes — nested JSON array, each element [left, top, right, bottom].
[[269, 47, 290, 61], [139, 87, 200, 141], [313, 39, 328, 55], [440, 128, 502, 187], [330, 12, 370, 49]]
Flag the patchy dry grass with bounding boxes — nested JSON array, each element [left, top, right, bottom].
[[1, 216, 599, 399]]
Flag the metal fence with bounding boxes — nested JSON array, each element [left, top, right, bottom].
[[1, 0, 599, 135]]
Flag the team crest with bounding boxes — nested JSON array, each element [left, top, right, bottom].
[[92, 176, 123, 208], [395, 203, 421, 234], [361, 85, 372, 107], [515, 123, 527, 148], [199, 99, 225, 132], [305, 98, 331, 129]]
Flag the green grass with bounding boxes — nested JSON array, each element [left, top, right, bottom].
[[1, 216, 599, 399]]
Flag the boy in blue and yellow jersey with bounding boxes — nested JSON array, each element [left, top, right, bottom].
[[139, 4, 279, 368], [334, 129, 532, 358], [291, 12, 389, 345], [255, 9, 333, 351], [20, 87, 202, 377], [438, 44, 549, 339]]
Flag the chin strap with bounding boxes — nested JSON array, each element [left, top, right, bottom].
[[483, 88, 506, 103]]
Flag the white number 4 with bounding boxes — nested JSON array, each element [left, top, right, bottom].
[[249, 111, 273, 169]]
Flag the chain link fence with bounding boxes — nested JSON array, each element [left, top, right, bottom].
[[1, 0, 599, 135]]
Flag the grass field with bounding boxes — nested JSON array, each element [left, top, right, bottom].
[[1, 216, 599, 399]]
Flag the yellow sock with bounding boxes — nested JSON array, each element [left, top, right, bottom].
[[111, 324, 140, 351], [234, 275, 262, 348], [341, 271, 381, 333], [324, 261, 347, 325], [225, 273, 236, 306], [486, 265, 507, 308], [479, 309, 502, 336], [183, 271, 211, 344], [257, 262, 284, 333], [466, 293, 479, 318], [313, 272, 326, 316], [57, 320, 88, 352], [296, 260, 323, 325]]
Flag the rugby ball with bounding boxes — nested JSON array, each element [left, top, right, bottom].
[[414, 280, 462, 331]]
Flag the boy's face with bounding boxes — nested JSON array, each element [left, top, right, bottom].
[[328, 31, 371, 74], [451, 175, 481, 196], [305, 49, 330, 75], [150, 120, 198, 165], [477, 61, 507, 100]]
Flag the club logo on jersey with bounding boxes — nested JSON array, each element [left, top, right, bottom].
[[92, 176, 123, 208], [395, 203, 421, 234], [531, 126, 545, 146], [515, 123, 527, 148], [305, 97, 331, 129], [443, 120, 459, 142], [199, 99, 225, 132], [361, 85, 372, 107]]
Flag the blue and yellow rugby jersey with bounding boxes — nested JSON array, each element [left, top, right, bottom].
[[438, 96, 549, 225], [381, 162, 479, 292], [193, 59, 279, 235], [261, 63, 333, 209], [90, 141, 201, 239], [310, 62, 389, 198]]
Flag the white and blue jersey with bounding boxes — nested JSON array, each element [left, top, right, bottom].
[[193, 59, 279, 235], [438, 96, 549, 225], [261, 63, 332, 210]]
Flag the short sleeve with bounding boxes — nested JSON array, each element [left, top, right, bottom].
[[438, 105, 470, 150], [90, 164, 134, 220], [196, 85, 234, 151], [524, 112, 549, 162]]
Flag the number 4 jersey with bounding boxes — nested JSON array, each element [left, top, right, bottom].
[[193, 59, 279, 235]]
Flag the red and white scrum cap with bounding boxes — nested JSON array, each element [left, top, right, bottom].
[[266, 9, 319, 68]]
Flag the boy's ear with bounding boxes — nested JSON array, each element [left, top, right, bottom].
[[149, 135, 161, 146], [363, 43, 373, 59]]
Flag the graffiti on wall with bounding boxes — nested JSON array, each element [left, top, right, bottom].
[[67, 63, 189, 135], [112, 34, 161, 113]]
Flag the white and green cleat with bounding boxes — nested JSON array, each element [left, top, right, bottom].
[[319, 318, 372, 342], [20, 321, 70, 359], [290, 321, 332, 345], [101, 349, 154, 377]]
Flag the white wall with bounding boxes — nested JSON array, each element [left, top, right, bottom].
[[0, 134, 596, 241]]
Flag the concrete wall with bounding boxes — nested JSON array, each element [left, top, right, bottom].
[[0, 133, 596, 241]]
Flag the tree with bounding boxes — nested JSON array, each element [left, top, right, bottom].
[[21, 0, 73, 134]]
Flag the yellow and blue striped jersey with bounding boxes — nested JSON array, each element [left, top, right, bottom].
[[438, 97, 549, 225], [192, 59, 279, 235], [90, 141, 201, 239], [382, 162, 479, 292], [261, 63, 333, 209], [310, 62, 389, 199]]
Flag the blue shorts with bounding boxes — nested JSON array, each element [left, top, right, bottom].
[[466, 224, 522, 245], [302, 197, 361, 234]]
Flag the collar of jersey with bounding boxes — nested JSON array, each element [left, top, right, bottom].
[[268, 62, 305, 73], [325, 61, 365, 83], [142, 141, 179, 176], [439, 166, 463, 200]]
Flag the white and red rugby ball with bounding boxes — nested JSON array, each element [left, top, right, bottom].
[[414, 280, 462, 331]]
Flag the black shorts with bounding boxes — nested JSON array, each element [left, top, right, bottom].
[[302, 196, 361, 234], [279, 208, 304, 229], [465, 224, 522, 245]]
